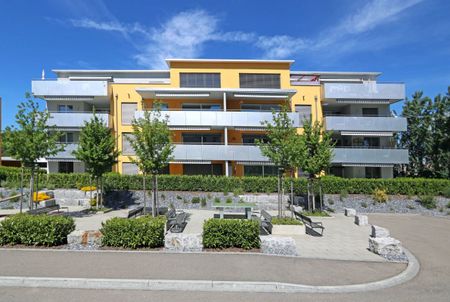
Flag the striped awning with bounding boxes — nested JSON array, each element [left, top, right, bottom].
[[236, 161, 274, 166], [46, 158, 81, 163], [341, 131, 393, 137], [169, 127, 211, 131], [170, 160, 212, 164], [336, 99, 391, 104], [44, 96, 95, 101], [341, 164, 394, 167], [234, 127, 266, 131]]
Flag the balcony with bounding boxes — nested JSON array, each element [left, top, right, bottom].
[[325, 115, 407, 133], [48, 112, 109, 128], [332, 147, 409, 165], [32, 80, 108, 97], [134, 110, 300, 128], [47, 143, 78, 160], [173, 144, 268, 162], [323, 82, 405, 101]]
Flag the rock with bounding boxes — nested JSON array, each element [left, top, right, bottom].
[[355, 214, 368, 226], [369, 237, 405, 261], [165, 233, 203, 252], [345, 208, 356, 217], [67, 230, 102, 246], [260, 236, 297, 256], [371, 225, 390, 238]]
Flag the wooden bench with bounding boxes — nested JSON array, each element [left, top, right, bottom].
[[260, 209, 273, 235], [127, 206, 144, 218], [294, 211, 325, 236], [167, 212, 187, 233], [28, 204, 60, 215]]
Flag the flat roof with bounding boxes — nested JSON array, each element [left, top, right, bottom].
[[291, 71, 381, 76], [166, 58, 295, 67]]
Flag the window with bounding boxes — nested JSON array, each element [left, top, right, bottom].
[[59, 132, 74, 143], [295, 105, 312, 123], [122, 133, 134, 155], [365, 167, 381, 178], [363, 137, 380, 148], [58, 105, 73, 112], [242, 134, 268, 145], [121, 103, 137, 125], [122, 163, 139, 175], [239, 73, 281, 89], [182, 133, 222, 144], [58, 162, 74, 173], [182, 103, 221, 111], [180, 73, 221, 88], [362, 108, 379, 117], [243, 165, 278, 177], [240, 104, 281, 111], [183, 164, 223, 176]]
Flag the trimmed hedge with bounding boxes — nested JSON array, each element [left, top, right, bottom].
[[0, 214, 75, 246], [100, 215, 166, 249], [203, 218, 260, 250], [1, 166, 449, 196]]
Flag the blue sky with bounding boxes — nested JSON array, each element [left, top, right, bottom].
[[1, 0, 449, 127]]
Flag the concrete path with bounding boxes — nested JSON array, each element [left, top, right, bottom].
[[71, 209, 128, 230]]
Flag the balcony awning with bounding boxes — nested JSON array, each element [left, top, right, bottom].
[[340, 131, 393, 137], [169, 127, 211, 131], [236, 161, 275, 166], [46, 158, 81, 162], [135, 88, 296, 101], [341, 164, 394, 167], [170, 160, 212, 164]]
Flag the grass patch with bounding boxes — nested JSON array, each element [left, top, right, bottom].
[[302, 210, 330, 217], [200, 197, 207, 208], [418, 195, 437, 209], [191, 197, 200, 204], [272, 217, 303, 225]]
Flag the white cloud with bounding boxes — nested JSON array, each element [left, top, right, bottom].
[[65, 0, 424, 67]]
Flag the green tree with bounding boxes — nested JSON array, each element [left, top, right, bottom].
[[127, 103, 174, 217], [299, 119, 334, 211], [429, 88, 450, 178], [258, 105, 304, 218], [400, 92, 433, 177], [73, 111, 119, 208], [3, 94, 64, 210]]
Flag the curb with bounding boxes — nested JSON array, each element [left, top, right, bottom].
[[0, 248, 419, 293]]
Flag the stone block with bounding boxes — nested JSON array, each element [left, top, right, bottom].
[[369, 237, 403, 259], [68, 230, 102, 246], [355, 214, 368, 226], [345, 208, 356, 217], [165, 233, 203, 252], [371, 225, 390, 238], [260, 236, 297, 256], [272, 224, 305, 235]]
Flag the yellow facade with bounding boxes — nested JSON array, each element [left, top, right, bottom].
[[112, 60, 322, 176]]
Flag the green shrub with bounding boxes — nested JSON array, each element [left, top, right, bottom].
[[302, 211, 330, 217], [373, 189, 388, 203], [443, 186, 450, 198], [339, 190, 348, 201], [100, 216, 165, 249], [89, 198, 97, 207], [0, 214, 75, 246], [213, 197, 221, 204], [418, 195, 436, 209], [200, 197, 207, 207], [203, 219, 260, 249], [191, 197, 200, 204], [0, 167, 449, 196], [361, 202, 368, 208], [447, 201, 450, 209], [272, 217, 302, 225], [233, 188, 244, 197], [225, 197, 233, 204]]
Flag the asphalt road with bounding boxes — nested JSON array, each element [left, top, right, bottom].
[[0, 214, 449, 302]]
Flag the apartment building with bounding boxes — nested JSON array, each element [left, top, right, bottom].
[[31, 59, 408, 178]]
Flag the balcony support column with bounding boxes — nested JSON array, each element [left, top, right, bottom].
[[223, 92, 227, 111], [225, 161, 229, 177]]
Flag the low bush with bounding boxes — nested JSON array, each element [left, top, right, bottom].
[[100, 216, 166, 249], [0, 214, 75, 246], [191, 197, 200, 204], [203, 219, 260, 249], [339, 190, 348, 201], [443, 186, 450, 198], [418, 195, 437, 209], [373, 189, 389, 203], [302, 211, 330, 217], [200, 197, 207, 207], [272, 217, 302, 225]]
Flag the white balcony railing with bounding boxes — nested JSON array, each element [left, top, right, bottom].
[[32, 80, 108, 97], [134, 110, 301, 128], [325, 116, 407, 132], [48, 112, 109, 128], [323, 82, 405, 100], [332, 147, 408, 165]]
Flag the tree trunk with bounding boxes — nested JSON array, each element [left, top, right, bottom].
[[319, 180, 323, 211], [142, 173, 147, 215], [95, 177, 99, 210], [89, 176, 92, 202], [29, 167, 35, 210], [152, 174, 157, 217], [19, 165, 24, 213], [277, 170, 282, 218], [35, 168, 39, 209], [290, 170, 294, 218], [311, 178, 316, 211], [101, 176, 104, 209]]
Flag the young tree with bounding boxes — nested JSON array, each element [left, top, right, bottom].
[[3, 94, 64, 209], [73, 111, 119, 208], [127, 104, 174, 217], [258, 105, 304, 218], [299, 119, 334, 211]]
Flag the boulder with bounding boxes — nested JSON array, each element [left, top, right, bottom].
[[355, 214, 368, 226], [165, 233, 203, 252], [371, 225, 390, 238], [369, 237, 403, 259], [345, 208, 356, 217], [67, 230, 102, 246], [260, 236, 297, 256]]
